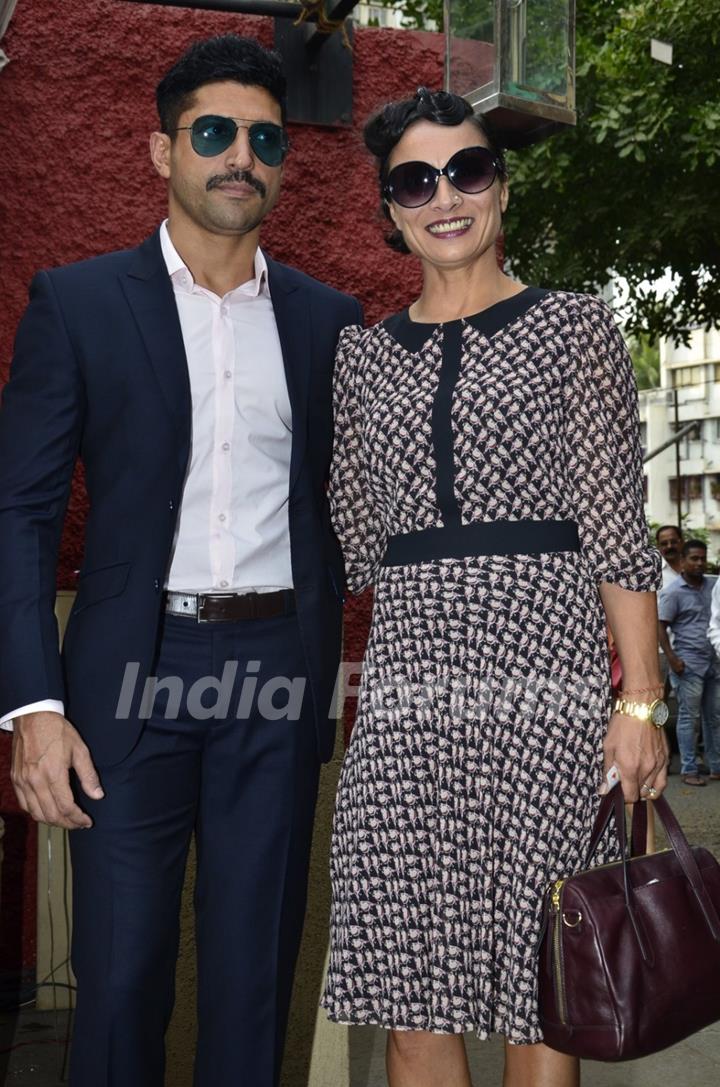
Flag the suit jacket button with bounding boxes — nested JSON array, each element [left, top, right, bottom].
[[169, 500, 175, 511], [154, 579, 161, 591]]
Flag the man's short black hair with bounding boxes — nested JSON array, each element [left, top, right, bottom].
[[656, 524, 683, 542], [156, 34, 287, 136], [682, 538, 707, 556]]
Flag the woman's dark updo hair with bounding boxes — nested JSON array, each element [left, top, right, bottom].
[[363, 87, 507, 254]]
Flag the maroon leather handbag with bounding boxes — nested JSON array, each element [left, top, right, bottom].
[[538, 788, 720, 1061]]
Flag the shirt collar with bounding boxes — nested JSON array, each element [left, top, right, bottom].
[[679, 573, 707, 589], [159, 219, 270, 299]]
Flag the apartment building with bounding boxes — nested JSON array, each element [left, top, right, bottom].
[[639, 325, 720, 553], [354, 3, 405, 28]]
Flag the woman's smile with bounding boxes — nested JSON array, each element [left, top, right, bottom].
[[426, 216, 475, 238]]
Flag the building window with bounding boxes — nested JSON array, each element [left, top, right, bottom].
[[672, 366, 704, 388], [669, 475, 703, 502], [684, 421, 702, 458], [711, 475, 720, 502]]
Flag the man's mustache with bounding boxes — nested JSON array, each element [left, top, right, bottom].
[[206, 170, 266, 197]]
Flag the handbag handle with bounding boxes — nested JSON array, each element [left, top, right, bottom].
[[582, 791, 651, 961], [633, 795, 720, 940], [586, 790, 720, 946], [584, 788, 621, 860], [630, 799, 648, 857]]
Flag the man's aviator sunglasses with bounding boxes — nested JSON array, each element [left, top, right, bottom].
[[384, 146, 502, 208], [173, 115, 290, 167]]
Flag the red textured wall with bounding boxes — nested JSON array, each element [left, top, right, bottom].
[[0, 2, 443, 972]]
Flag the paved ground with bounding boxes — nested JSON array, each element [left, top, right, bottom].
[[2, 761, 720, 1086]]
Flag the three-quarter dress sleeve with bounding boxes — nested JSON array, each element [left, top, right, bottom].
[[329, 325, 388, 595], [562, 296, 661, 591]]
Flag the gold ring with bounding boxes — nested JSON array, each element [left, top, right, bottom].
[[647, 787, 659, 799]]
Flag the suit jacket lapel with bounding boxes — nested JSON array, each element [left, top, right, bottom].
[[267, 257, 312, 491], [121, 231, 192, 473]]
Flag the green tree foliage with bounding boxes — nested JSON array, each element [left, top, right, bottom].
[[384, 0, 720, 341], [386, 0, 443, 30], [503, 0, 720, 343], [629, 334, 660, 389]]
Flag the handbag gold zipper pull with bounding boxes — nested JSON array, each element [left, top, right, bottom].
[[552, 879, 564, 911]]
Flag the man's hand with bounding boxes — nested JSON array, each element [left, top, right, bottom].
[[603, 711, 669, 804], [11, 711, 104, 828], [668, 652, 685, 676]]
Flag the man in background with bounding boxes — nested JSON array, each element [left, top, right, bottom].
[[657, 523, 684, 588], [658, 539, 720, 786], [656, 524, 683, 756]]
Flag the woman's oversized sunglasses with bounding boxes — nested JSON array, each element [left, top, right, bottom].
[[173, 114, 290, 167], [384, 146, 502, 208]]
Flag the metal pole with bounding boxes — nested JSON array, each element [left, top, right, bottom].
[[305, 0, 358, 53], [118, 0, 360, 49], [675, 388, 682, 530], [643, 420, 698, 462], [118, 0, 313, 18], [117, 0, 359, 32], [443, 0, 451, 92]]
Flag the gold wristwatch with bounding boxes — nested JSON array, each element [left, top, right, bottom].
[[612, 696, 669, 728]]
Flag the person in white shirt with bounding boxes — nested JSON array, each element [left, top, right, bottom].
[[657, 523, 683, 589], [656, 524, 683, 702], [0, 35, 361, 1087]]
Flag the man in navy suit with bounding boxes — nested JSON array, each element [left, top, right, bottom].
[[0, 34, 360, 1086]]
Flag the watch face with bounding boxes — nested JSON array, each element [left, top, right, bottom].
[[650, 700, 670, 727]]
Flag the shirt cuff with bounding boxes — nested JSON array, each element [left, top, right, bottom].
[[0, 700, 65, 732]]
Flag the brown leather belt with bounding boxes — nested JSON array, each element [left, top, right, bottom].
[[165, 589, 296, 623]]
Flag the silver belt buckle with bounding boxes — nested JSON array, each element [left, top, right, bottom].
[[196, 591, 237, 623], [165, 591, 199, 618]]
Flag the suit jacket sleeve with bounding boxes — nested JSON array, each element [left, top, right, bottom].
[[0, 270, 85, 719]]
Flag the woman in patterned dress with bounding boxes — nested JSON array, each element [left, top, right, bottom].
[[321, 88, 668, 1087]]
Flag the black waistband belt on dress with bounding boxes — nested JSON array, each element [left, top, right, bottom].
[[380, 520, 580, 567]]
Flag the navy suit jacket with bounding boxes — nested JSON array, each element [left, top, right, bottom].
[[0, 230, 362, 766]]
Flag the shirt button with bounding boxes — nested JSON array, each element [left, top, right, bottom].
[[222, 442, 230, 452], [219, 513, 226, 522], [224, 370, 232, 380], [221, 304, 229, 315], [219, 580, 229, 588]]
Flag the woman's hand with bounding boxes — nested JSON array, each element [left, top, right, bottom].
[[602, 711, 669, 803]]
